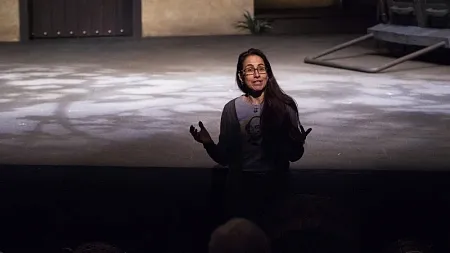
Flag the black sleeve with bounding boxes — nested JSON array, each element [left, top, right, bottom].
[[203, 103, 231, 166], [286, 106, 305, 162]]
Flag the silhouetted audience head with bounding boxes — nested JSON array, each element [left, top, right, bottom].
[[209, 218, 270, 253], [73, 242, 123, 253]]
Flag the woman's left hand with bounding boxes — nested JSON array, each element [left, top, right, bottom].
[[289, 124, 312, 144], [286, 123, 312, 162], [298, 125, 312, 142]]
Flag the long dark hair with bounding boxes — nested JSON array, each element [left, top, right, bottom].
[[236, 48, 299, 157]]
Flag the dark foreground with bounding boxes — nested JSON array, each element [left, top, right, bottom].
[[0, 164, 449, 253]]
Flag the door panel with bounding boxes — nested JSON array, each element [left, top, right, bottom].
[[39, 0, 52, 37], [50, 0, 65, 37], [89, 0, 104, 36], [77, 0, 91, 37], [64, 0, 79, 37], [115, 0, 130, 36], [115, 0, 125, 35], [122, 0, 133, 36], [30, 0, 42, 37], [102, 0, 117, 36], [31, 0, 53, 38]]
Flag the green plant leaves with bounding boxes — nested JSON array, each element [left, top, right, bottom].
[[235, 10, 272, 35]]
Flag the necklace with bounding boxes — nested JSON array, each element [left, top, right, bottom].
[[245, 95, 263, 113]]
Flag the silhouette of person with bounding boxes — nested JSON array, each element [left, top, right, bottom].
[[208, 218, 271, 253], [190, 48, 312, 224]]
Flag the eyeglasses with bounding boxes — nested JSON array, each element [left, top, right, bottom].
[[242, 65, 267, 76]]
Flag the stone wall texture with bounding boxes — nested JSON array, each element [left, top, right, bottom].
[[0, 0, 20, 41], [141, 0, 254, 37]]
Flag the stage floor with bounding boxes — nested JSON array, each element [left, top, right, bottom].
[[0, 35, 449, 170]]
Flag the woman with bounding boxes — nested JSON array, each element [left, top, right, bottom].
[[190, 48, 311, 223]]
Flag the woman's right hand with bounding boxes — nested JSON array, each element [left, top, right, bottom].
[[189, 121, 214, 145]]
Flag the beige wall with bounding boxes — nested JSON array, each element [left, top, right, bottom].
[[0, 0, 20, 41], [256, 0, 338, 9], [141, 0, 253, 37]]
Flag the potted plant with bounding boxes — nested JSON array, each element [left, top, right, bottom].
[[235, 10, 273, 35]]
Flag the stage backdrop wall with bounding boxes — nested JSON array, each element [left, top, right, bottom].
[[0, 0, 20, 42], [255, 0, 339, 9], [141, 0, 253, 37]]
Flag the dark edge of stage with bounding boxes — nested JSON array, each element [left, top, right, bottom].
[[0, 164, 449, 253]]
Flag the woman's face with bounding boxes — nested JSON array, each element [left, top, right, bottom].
[[241, 55, 268, 92]]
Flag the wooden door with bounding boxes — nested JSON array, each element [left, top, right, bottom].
[[30, 0, 133, 39]]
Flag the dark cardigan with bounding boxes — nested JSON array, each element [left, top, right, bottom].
[[203, 97, 305, 173]]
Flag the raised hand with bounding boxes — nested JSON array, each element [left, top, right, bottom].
[[298, 125, 312, 142], [282, 116, 312, 143], [189, 121, 214, 145]]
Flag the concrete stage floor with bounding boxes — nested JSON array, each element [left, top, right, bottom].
[[0, 35, 449, 170]]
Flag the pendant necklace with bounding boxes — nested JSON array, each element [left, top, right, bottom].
[[247, 95, 261, 113]]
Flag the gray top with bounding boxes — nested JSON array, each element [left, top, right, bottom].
[[234, 96, 269, 171]]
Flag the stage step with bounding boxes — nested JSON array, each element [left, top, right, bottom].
[[266, 17, 375, 34], [387, 0, 450, 28], [255, 7, 377, 35], [368, 23, 450, 48]]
